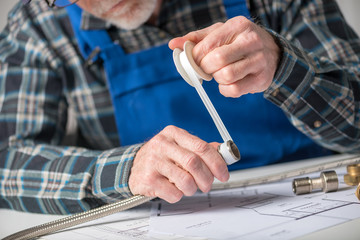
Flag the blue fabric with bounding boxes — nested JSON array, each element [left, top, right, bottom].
[[223, 0, 250, 19], [66, 2, 330, 170]]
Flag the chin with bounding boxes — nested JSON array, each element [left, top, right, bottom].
[[104, 0, 157, 30], [108, 18, 147, 30]]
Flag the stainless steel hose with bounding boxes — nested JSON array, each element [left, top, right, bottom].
[[6, 156, 360, 239], [3, 195, 154, 240]]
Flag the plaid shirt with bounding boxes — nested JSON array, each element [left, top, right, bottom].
[[0, 0, 359, 214]]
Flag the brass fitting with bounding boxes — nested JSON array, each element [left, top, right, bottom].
[[344, 164, 360, 186]]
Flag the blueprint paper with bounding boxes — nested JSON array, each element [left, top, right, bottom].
[[149, 169, 360, 240], [35, 165, 360, 240]]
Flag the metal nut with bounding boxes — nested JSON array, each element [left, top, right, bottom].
[[347, 164, 360, 176], [344, 174, 360, 186], [344, 164, 360, 186], [292, 171, 338, 195]]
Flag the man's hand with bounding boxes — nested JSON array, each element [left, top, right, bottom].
[[169, 16, 281, 98], [128, 125, 229, 203]]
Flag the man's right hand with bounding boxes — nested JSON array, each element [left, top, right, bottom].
[[128, 125, 229, 203]]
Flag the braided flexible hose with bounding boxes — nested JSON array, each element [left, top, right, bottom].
[[3, 195, 154, 240]]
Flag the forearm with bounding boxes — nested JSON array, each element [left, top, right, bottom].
[[259, 0, 360, 152], [0, 142, 140, 214], [0, 3, 141, 214], [265, 31, 360, 152]]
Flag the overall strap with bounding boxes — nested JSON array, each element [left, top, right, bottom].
[[65, 4, 124, 61], [223, 0, 251, 19]]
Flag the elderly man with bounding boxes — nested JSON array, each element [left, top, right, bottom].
[[0, 0, 359, 214]]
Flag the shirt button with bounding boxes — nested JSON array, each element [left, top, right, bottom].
[[314, 120, 322, 128], [159, 31, 167, 38], [271, 88, 279, 97]]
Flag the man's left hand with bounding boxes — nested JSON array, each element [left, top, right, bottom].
[[169, 16, 281, 98]]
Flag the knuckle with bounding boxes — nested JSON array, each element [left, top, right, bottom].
[[150, 134, 166, 149], [163, 125, 177, 133], [249, 31, 263, 48], [213, 51, 227, 66], [229, 16, 252, 32], [213, 22, 224, 28], [151, 133, 163, 143], [220, 67, 236, 83], [231, 16, 248, 26], [184, 153, 202, 172], [193, 140, 209, 154], [162, 125, 188, 139]]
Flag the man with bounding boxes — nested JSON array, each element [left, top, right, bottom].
[[0, 0, 359, 214]]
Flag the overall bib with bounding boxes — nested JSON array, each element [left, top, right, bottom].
[[66, 0, 329, 170]]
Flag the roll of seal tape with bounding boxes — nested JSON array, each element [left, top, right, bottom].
[[173, 41, 241, 165]]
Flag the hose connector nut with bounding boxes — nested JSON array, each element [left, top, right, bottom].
[[292, 170, 338, 195]]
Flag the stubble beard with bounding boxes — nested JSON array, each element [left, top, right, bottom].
[[91, 0, 158, 30]]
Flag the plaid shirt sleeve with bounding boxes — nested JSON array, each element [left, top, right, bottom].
[[0, 2, 139, 214], [253, 0, 360, 152]]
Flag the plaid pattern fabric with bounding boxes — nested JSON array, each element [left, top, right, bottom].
[[0, 0, 359, 214], [257, 0, 360, 151], [80, 0, 227, 53]]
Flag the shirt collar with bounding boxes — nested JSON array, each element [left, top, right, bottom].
[[80, 11, 112, 30]]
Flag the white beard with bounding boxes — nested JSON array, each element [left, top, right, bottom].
[[91, 0, 158, 30]]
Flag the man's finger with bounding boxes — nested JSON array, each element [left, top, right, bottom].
[[168, 22, 224, 51], [168, 127, 229, 183], [156, 157, 198, 196]]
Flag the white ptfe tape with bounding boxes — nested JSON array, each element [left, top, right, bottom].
[[173, 41, 212, 86], [218, 140, 241, 165], [173, 41, 241, 165]]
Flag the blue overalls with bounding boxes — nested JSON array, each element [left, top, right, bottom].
[[66, 0, 330, 171]]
